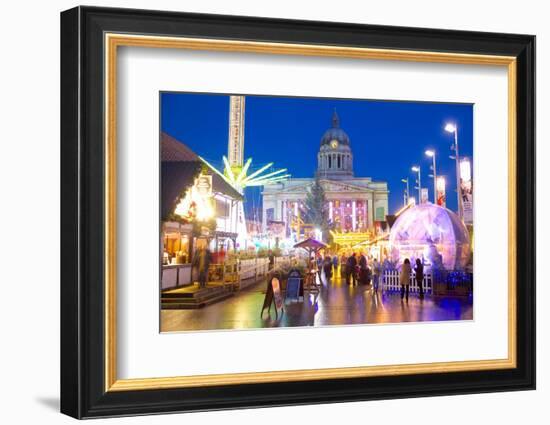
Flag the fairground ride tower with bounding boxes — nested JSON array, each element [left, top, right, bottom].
[[227, 96, 246, 178]]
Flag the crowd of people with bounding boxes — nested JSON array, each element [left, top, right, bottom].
[[314, 251, 426, 300], [315, 251, 383, 289]]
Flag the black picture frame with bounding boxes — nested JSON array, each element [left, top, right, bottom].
[[61, 6, 535, 419]]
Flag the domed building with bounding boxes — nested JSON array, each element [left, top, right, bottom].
[[262, 110, 389, 238], [318, 111, 354, 179]]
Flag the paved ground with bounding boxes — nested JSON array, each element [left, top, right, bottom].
[[161, 272, 473, 332]]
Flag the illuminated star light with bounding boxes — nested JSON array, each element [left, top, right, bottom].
[[200, 155, 290, 193]]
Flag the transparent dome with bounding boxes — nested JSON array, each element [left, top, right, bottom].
[[388, 203, 471, 270]]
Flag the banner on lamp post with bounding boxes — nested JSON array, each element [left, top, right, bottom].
[[436, 176, 446, 207], [460, 158, 473, 224]]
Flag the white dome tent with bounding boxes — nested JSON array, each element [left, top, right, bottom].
[[388, 203, 471, 270]]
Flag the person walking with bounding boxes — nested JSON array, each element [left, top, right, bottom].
[[358, 252, 368, 285], [268, 249, 275, 271], [414, 258, 425, 299], [372, 258, 381, 293], [399, 258, 412, 301], [340, 252, 348, 280], [382, 256, 391, 292], [346, 253, 358, 286], [323, 254, 333, 281], [332, 254, 339, 277], [192, 243, 212, 288], [316, 254, 323, 282]]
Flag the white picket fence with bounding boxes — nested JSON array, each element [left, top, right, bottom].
[[238, 258, 270, 280], [382, 270, 433, 294]]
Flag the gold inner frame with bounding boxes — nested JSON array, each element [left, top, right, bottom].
[[104, 33, 517, 392]]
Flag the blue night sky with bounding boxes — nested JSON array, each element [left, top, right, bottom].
[[161, 92, 473, 217]]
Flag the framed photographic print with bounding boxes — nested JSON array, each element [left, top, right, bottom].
[[60, 6, 536, 419]]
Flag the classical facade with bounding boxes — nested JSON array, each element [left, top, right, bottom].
[[262, 111, 389, 238]]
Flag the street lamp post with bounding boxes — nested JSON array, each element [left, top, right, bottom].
[[445, 123, 463, 219], [401, 178, 410, 206], [425, 149, 437, 204], [411, 166, 421, 204]]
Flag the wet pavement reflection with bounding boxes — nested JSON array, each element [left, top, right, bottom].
[[161, 273, 473, 332]]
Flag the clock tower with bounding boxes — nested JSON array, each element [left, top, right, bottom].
[[317, 109, 354, 179]]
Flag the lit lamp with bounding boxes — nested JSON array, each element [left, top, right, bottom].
[[444, 122, 462, 219], [411, 166, 421, 204], [425, 149, 437, 204]]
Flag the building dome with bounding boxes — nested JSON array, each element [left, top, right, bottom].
[[388, 203, 471, 270], [317, 110, 354, 178], [320, 110, 350, 147]]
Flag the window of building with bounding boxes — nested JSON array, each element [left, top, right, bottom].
[[266, 208, 275, 223], [163, 232, 190, 264], [215, 198, 229, 218]]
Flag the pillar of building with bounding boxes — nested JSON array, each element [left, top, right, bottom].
[[352, 200, 357, 230], [367, 196, 374, 229]]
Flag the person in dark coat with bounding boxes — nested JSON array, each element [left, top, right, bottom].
[[415, 258, 425, 298], [332, 255, 339, 276], [268, 249, 275, 270], [346, 253, 358, 286], [192, 244, 212, 288], [372, 258, 381, 293], [323, 254, 333, 281], [340, 253, 348, 279], [358, 253, 368, 285]]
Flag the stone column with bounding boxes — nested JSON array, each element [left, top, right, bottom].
[[367, 195, 374, 229], [352, 200, 357, 230], [364, 199, 368, 229]]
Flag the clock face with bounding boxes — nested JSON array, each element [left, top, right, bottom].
[[330, 139, 339, 149]]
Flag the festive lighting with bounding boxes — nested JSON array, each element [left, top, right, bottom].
[[202, 155, 289, 193], [173, 175, 215, 221]]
